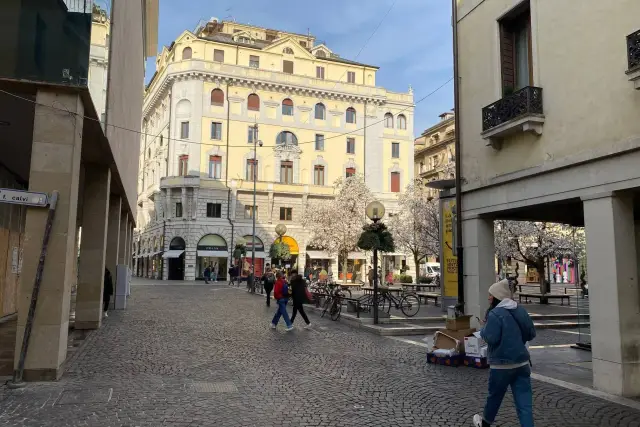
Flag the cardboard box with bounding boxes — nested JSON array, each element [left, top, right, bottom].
[[434, 328, 476, 353], [446, 315, 471, 331], [464, 332, 486, 356]]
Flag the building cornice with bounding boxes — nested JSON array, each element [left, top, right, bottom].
[[414, 137, 455, 156], [417, 117, 455, 139]]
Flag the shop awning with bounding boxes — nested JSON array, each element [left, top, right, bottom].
[[307, 250, 331, 259], [348, 251, 367, 260], [381, 252, 405, 257], [162, 250, 185, 259], [197, 250, 228, 257], [150, 251, 163, 256]]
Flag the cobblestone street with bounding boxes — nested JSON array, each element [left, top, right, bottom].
[[1, 282, 639, 427]]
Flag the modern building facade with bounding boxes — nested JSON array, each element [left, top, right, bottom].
[[134, 19, 415, 283], [0, 0, 158, 380], [414, 112, 455, 197], [456, 0, 640, 396]]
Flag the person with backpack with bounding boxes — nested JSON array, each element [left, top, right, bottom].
[[270, 272, 293, 331], [289, 273, 311, 329], [473, 279, 536, 427], [262, 267, 276, 307]]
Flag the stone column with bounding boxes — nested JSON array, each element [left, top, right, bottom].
[[181, 187, 187, 219], [192, 187, 198, 220], [105, 196, 121, 280], [582, 192, 640, 397], [75, 165, 111, 330], [15, 90, 83, 380], [462, 216, 495, 326], [118, 214, 129, 265], [165, 188, 171, 219]]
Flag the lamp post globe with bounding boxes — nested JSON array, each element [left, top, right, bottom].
[[275, 224, 287, 237], [366, 201, 385, 222]]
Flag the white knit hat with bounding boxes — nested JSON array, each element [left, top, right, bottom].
[[488, 279, 512, 301]]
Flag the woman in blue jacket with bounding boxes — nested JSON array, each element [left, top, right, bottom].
[[473, 279, 536, 427]]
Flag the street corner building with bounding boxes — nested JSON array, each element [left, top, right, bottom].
[[0, 1, 159, 381], [455, 0, 640, 396], [134, 18, 416, 283]]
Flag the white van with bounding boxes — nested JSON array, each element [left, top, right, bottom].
[[423, 262, 441, 282]]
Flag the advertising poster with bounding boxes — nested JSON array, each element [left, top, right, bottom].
[[442, 199, 458, 297]]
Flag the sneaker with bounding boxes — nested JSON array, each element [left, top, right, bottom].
[[304, 323, 312, 329], [285, 326, 294, 332], [103, 312, 108, 318], [473, 414, 487, 427], [270, 323, 276, 329]]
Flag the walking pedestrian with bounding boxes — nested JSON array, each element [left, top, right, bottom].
[[228, 264, 237, 286], [473, 279, 536, 427], [270, 272, 293, 331], [367, 266, 374, 287], [103, 268, 113, 318], [290, 274, 311, 329], [212, 262, 218, 283], [262, 267, 275, 307], [203, 265, 211, 284]]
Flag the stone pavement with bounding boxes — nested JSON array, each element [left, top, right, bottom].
[[0, 281, 638, 427]]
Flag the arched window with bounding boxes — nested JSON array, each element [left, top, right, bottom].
[[346, 107, 356, 124], [282, 98, 294, 116], [315, 103, 326, 120], [211, 88, 224, 106], [384, 113, 394, 128], [182, 47, 192, 60], [397, 114, 407, 130], [247, 93, 260, 111], [283, 47, 294, 54], [276, 131, 298, 146]]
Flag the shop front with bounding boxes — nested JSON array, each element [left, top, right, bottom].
[[272, 235, 299, 275], [163, 237, 186, 280], [242, 235, 266, 276], [338, 252, 367, 283], [305, 247, 332, 276], [196, 234, 228, 281]]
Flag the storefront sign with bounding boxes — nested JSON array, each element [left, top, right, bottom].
[[442, 199, 458, 298]]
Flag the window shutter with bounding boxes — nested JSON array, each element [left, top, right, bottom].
[[283, 60, 294, 74], [391, 172, 400, 192], [211, 89, 224, 106], [500, 24, 516, 93], [248, 94, 260, 111], [214, 49, 224, 62]]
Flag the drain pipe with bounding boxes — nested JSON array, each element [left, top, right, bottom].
[[452, 0, 465, 313], [224, 82, 235, 269]]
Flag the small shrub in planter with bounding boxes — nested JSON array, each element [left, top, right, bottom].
[[399, 274, 413, 283], [418, 276, 431, 284]]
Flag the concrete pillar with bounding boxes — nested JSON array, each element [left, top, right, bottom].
[[192, 187, 198, 220], [165, 188, 171, 219], [118, 214, 129, 265], [582, 193, 640, 397], [15, 90, 83, 380], [462, 216, 495, 326], [105, 196, 121, 279], [181, 187, 187, 218], [75, 166, 111, 330], [128, 223, 134, 270]]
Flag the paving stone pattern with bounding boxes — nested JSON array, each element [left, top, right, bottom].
[[0, 283, 637, 427]]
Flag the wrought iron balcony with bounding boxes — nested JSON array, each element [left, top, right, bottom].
[[627, 30, 640, 89], [481, 86, 545, 149]]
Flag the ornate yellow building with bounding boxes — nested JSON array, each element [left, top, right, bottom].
[[135, 18, 415, 281], [414, 112, 455, 197]]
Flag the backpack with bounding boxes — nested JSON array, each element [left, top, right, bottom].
[[265, 274, 275, 285], [281, 282, 289, 299]]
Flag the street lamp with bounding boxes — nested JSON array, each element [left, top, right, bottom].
[[250, 124, 263, 294], [365, 200, 385, 325], [275, 224, 287, 270]]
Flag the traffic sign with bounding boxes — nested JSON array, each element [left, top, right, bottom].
[[0, 188, 48, 207]]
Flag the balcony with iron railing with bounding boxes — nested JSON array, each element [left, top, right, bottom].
[[481, 86, 545, 149], [626, 29, 640, 89]]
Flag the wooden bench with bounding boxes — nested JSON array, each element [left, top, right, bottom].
[[417, 292, 440, 306], [518, 293, 570, 305]]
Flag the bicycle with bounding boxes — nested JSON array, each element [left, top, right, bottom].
[[378, 288, 421, 317], [321, 287, 344, 321]]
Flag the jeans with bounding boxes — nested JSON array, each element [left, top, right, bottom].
[[483, 365, 534, 427], [264, 287, 273, 306], [291, 302, 309, 324], [212, 272, 217, 281], [271, 299, 292, 328]]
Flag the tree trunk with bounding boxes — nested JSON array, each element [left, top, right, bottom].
[[413, 252, 421, 282], [537, 258, 547, 295], [342, 250, 349, 285]]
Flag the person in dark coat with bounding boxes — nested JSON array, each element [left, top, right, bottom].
[[289, 273, 311, 328], [103, 268, 114, 318], [262, 267, 276, 307]]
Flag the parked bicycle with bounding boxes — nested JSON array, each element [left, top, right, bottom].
[[358, 288, 420, 317], [321, 286, 345, 321]]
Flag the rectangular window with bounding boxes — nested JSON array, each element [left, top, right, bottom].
[[392, 142, 400, 158], [180, 121, 189, 139], [347, 71, 356, 84], [499, 3, 532, 93], [283, 60, 294, 74], [346, 137, 355, 154], [214, 49, 224, 62], [249, 55, 260, 68], [248, 126, 255, 144], [176, 202, 183, 217], [246, 159, 258, 181], [299, 40, 307, 48], [391, 172, 400, 193], [206, 203, 222, 218], [244, 205, 257, 219], [315, 134, 324, 151], [346, 167, 355, 178], [314, 165, 325, 186], [280, 161, 293, 184], [211, 122, 222, 140], [316, 66, 325, 79], [178, 155, 188, 176], [280, 207, 292, 221], [209, 155, 222, 179]]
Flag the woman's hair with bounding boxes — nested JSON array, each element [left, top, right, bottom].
[[484, 296, 501, 321]]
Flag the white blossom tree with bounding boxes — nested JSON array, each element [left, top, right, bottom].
[[303, 174, 373, 283], [494, 220, 586, 294], [388, 180, 440, 278]]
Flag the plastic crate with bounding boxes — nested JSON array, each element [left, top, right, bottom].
[[463, 355, 489, 369], [426, 352, 464, 367]]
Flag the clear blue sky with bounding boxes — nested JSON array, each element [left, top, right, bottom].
[[145, 0, 453, 134]]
